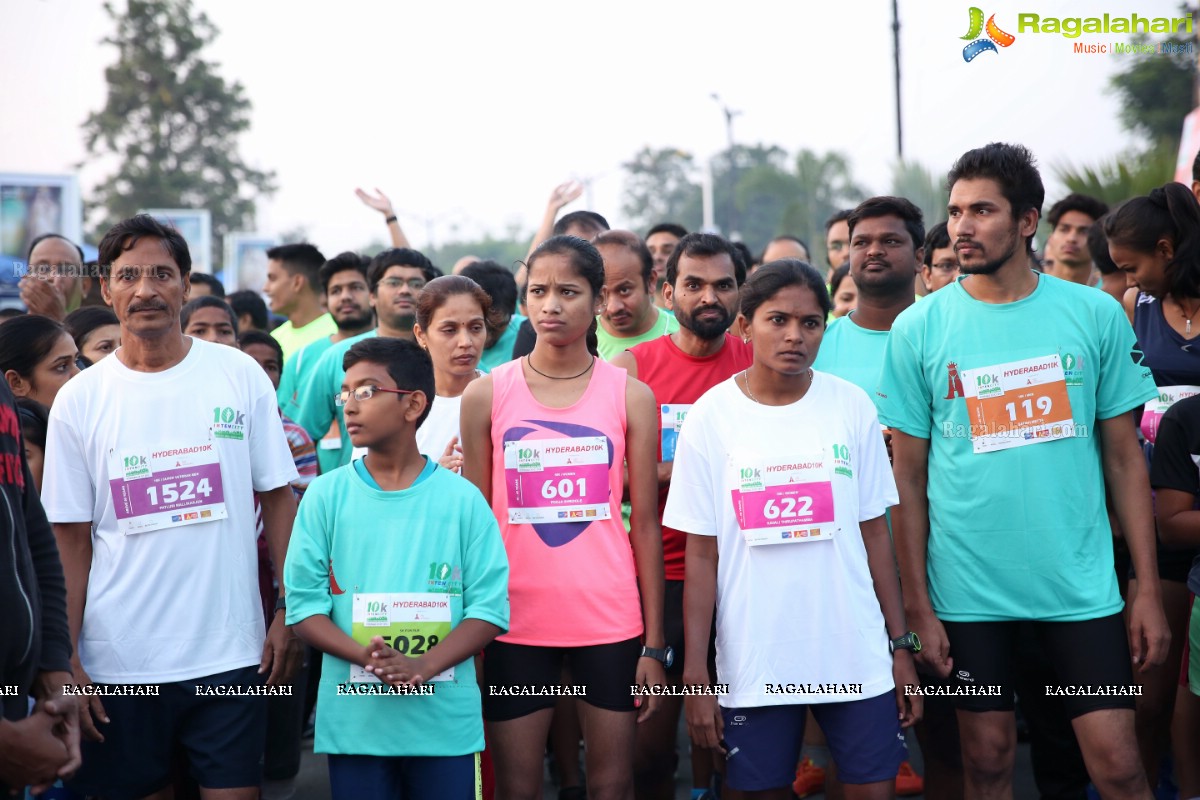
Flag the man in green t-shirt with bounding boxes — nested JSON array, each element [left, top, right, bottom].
[[264, 243, 337, 362], [593, 230, 678, 361], [279, 252, 374, 413], [877, 143, 1168, 800]]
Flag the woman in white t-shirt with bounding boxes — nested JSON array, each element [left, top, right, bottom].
[[352, 275, 494, 471], [663, 259, 921, 800]]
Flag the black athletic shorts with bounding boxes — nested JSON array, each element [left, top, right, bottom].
[[67, 665, 268, 799], [662, 579, 719, 679], [941, 612, 1136, 718], [482, 637, 641, 721]]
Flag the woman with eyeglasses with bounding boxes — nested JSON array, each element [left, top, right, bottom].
[[350, 275, 496, 473], [0, 314, 80, 408], [1104, 182, 1200, 794]]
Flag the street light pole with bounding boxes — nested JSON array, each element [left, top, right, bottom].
[[711, 93, 742, 238], [893, 0, 904, 160]]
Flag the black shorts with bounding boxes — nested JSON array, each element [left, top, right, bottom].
[[1128, 542, 1197, 584], [662, 579, 719, 679], [942, 612, 1136, 718], [67, 665, 268, 799], [482, 637, 641, 721]]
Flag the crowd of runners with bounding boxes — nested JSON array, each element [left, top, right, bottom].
[[2, 141, 1199, 800]]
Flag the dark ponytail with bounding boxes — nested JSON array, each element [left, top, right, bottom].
[[586, 318, 599, 357], [1104, 182, 1200, 300]]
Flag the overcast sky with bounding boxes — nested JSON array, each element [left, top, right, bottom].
[[1, 0, 1190, 256]]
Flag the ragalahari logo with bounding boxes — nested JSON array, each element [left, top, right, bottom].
[[961, 7, 1016, 61]]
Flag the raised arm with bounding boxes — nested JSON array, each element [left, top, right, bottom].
[[515, 181, 584, 287], [356, 187, 411, 249]]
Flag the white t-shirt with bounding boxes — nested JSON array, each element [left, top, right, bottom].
[[663, 372, 898, 708], [351, 393, 463, 463], [42, 338, 299, 683]]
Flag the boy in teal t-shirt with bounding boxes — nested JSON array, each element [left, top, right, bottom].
[[285, 337, 508, 799]]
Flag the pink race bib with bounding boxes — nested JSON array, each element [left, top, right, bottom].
[[730, 455, 836, 546], [503, 436, 613, 524], [107, 443, 228, 534], [1141, 385, 1200, 445]]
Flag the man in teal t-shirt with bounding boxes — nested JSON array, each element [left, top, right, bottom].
[[813, 197, 923, 397], [293, 249, 433, 469], [594, 230, 679, 361], [876, 143, 1166, 800], [460, 260, 523, 372], [279, 254, 374, 473], [286, 337, 507, 795]]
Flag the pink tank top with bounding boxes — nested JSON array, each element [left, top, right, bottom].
[[489, 357, 644, 646]]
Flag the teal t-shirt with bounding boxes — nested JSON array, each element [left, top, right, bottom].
[[596, 306, 679, 361], [293, 329, 378, 469], [813, 312, 891, 397], [285, 463, 509, 757], [876, 274, 1157, 622], [279, 335, 335, 420], [478, 313, 524, 373], [352, 454, 437, 489]]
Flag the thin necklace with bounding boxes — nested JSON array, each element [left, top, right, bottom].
[[1177, 298, 1200, 336], [526, 354, 595, 381], [742, 366, 813, 404]]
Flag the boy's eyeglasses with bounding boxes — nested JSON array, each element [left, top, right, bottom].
[[334, 385, 416, 406]]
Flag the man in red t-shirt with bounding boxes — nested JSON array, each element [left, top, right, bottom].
[[612, 232, 751, 800]]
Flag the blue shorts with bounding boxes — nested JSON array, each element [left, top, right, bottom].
[[66, 665, 267, 799], [720, 691, 906, 791], [328, 753, 481, 800]]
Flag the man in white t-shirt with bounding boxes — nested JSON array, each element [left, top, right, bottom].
[[42, 215, 302, 800]]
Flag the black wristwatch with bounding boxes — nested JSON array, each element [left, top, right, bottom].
[[889, 631, 921, 654], [274, 596, 287, 614], [640, 645, 674, 669]]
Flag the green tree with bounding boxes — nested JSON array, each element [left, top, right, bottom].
[[674, 144, 802, 245], [429, 234, 531, 273], [619, 147, 702, 232], [1108, 32, 1195, 150], [1053, 148, 1179, 209], [82, 0, 275, 263], [777, 149, 867, 260], [891, 160, 948, 231], [1054, 29, 1195, 206]]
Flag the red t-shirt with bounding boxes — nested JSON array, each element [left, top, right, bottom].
[[627, 333, 753, 580]]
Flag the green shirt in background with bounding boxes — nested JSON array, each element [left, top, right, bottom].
[[478, 312, 525, 373], [595, 306, 679, 362], [813, 313, 891, 397], [279, 336, 335, 419], [272, 313, 338, 364], [292, 329, 378, 469]]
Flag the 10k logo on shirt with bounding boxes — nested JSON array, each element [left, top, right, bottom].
[[212, 406, 246, 440]]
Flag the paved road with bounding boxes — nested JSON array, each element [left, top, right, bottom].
[[286, 720, 1040, 799]]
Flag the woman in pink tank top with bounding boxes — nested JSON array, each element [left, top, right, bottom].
[[462, 235, 666, 799]]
